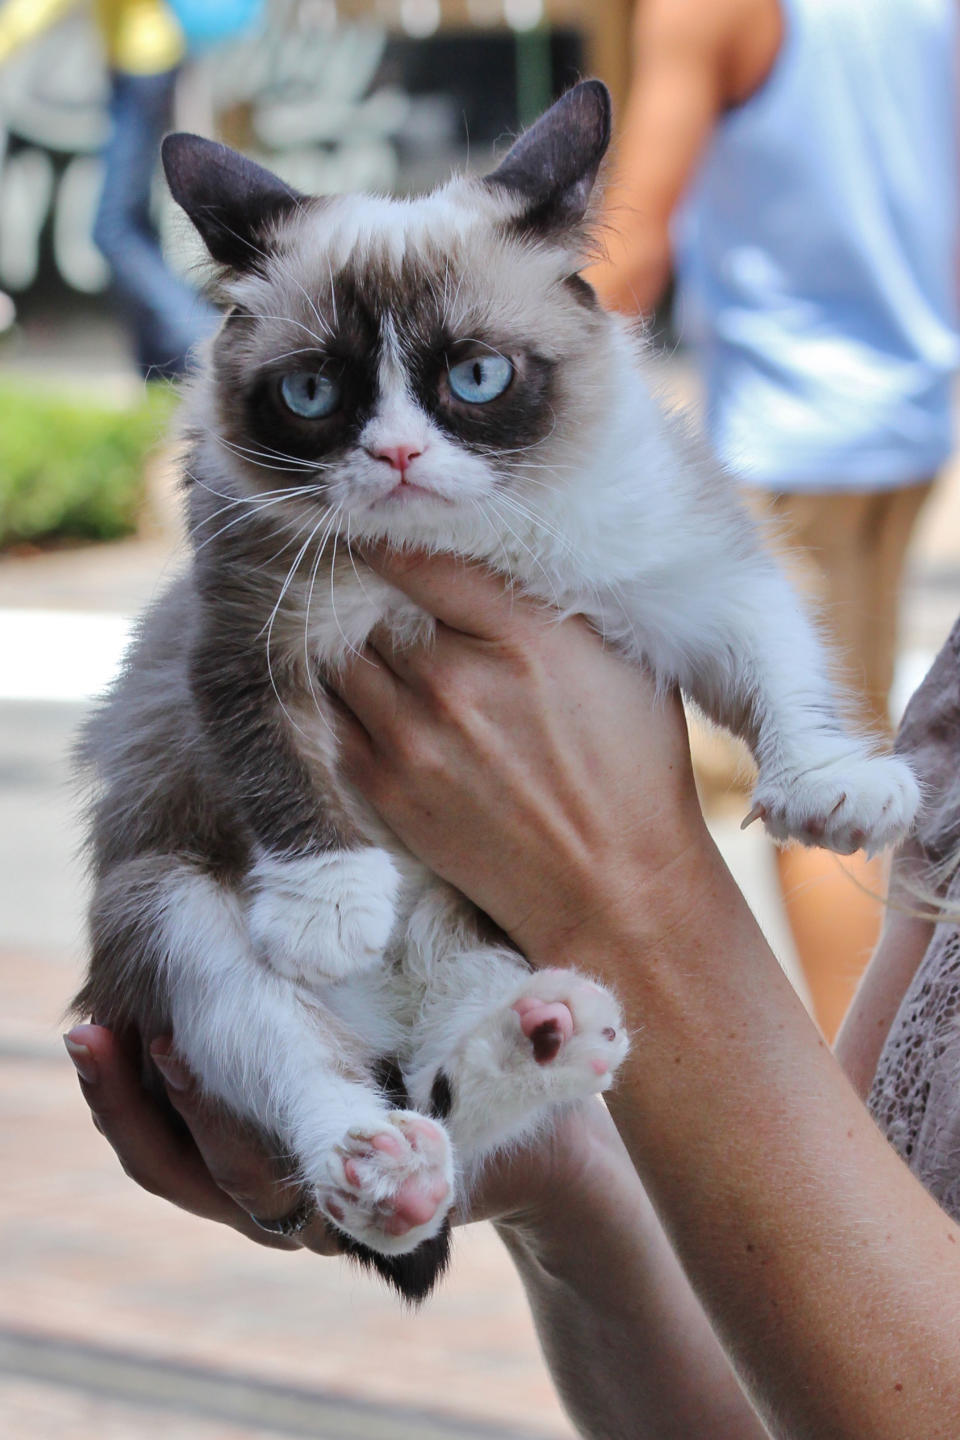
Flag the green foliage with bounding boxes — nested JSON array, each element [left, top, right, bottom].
[[0, 381, 177, 548]]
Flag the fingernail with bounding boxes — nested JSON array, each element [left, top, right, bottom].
[[63, 1030, 98, 1085], [150, 1046, 189, 1091]]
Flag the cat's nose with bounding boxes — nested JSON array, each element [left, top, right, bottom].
[[368, 443, 424, 478]]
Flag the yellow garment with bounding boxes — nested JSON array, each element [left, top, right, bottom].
[[0, 0, 76, 65], [94, 0, 184, 74], [0, 0, 184, 74]]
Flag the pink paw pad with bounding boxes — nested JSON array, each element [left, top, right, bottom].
[[513, 997, 575, 1064], [505, 970, 628, 1096], [325, 1111, 453, 1252]]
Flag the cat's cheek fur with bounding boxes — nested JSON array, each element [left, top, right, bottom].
[[246, 850, 402, 985]]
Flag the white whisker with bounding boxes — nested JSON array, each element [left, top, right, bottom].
[[262, 513, 334, 741], [302, 504, 345, 738], [483, 494, 563, 610], [328, 522, 363, 661]]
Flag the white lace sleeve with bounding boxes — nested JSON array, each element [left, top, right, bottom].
[[868, 615, 960, 1219], [869, 916, 960, 1221]]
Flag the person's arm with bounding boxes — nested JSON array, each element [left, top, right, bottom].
[[492, 1103, 771, 1440], [325, 549, 960, 1440], [584, 0, 779, 315], [837, 620, 960, 1098], [65, 549, 960, 1438], [834, 846, 935, 1099]]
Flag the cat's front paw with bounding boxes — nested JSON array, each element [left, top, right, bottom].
[[313, 1111, 454, 1256], [751, 747, 920, 855], [247, 850, 400, 987]]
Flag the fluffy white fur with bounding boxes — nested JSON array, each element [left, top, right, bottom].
[[247, 849, 401, 984]]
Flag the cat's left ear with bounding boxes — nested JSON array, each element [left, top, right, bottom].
[[483, 80, 611, 236], [161, 133, 305, 270]]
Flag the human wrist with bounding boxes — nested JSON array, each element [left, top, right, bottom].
[[523, 818, 731, 985], [491, 1099, 624, 1256]]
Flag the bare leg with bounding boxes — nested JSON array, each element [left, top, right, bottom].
[[767, 482, 932, 1033]]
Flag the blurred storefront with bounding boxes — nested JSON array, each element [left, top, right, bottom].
[[0, 0, 631, 311]]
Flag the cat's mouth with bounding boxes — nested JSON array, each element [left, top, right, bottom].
[[370, 481, 452, 508]]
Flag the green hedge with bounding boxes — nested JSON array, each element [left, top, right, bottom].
[[0, 380, 178, 548]]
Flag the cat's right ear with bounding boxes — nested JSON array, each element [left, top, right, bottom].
[[161, 134, 304, 270], [483, 80, 611, 238]]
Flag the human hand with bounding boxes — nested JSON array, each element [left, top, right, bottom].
[[330, 549, 709, 966], [63, 1022, 587, 1246], [63, 1022, 332, 1251]]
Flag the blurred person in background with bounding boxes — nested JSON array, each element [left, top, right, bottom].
[[588, 0, 960, 1041], [0, 0, 259, 377]]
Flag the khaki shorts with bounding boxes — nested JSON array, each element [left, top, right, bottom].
[[692, 480, 934, 807]]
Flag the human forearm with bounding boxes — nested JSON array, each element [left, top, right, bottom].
[[584, 2, 731, 317], [496, 1100, 768, 1440], [835, 843, 936, 1098], [547, 840, 960, 1440], [585, 225, 672, 318]]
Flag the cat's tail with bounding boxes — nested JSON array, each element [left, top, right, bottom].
[[336, 1221, 452, 1305]]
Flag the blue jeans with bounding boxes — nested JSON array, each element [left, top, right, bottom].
[[93, 68, 218, 379]]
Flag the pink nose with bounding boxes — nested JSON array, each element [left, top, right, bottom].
[[369, 443, 423, 477]]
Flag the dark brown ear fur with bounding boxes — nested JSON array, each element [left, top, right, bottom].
[[161, 133, 304, 270], [483, 79, 611, 237]]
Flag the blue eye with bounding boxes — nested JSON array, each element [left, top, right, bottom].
[[447, 353, 513, 404], [279, 370, 341, 418]]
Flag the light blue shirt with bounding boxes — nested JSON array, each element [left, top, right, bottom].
[[674, 0, 960, 491]]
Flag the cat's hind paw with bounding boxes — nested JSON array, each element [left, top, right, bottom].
[[752, 748, 920, 855], [247, 849, 400, 987], [314, 1111, 453, 1256], [423, 969, 628, 1154], [508, 972, 629, 1088]]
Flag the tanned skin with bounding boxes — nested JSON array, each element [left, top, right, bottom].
[[586, 0, 782, 315]]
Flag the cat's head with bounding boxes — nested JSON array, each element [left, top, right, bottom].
[[163, 81, 617, 550]]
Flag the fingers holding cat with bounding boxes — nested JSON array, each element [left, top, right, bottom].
[[331, 549, 703, 967], [65, 1019, 587, 1253], [64, 1023, 335, 1254], [361, 545, 537, 642]]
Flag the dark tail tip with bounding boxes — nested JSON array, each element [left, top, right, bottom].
[[336, 1220, 452, 1304]]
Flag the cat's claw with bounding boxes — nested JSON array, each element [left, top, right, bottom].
[[753, 749, 920, 854], [315, 1111, 453, 1255], [740, 801, 766, 831]]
